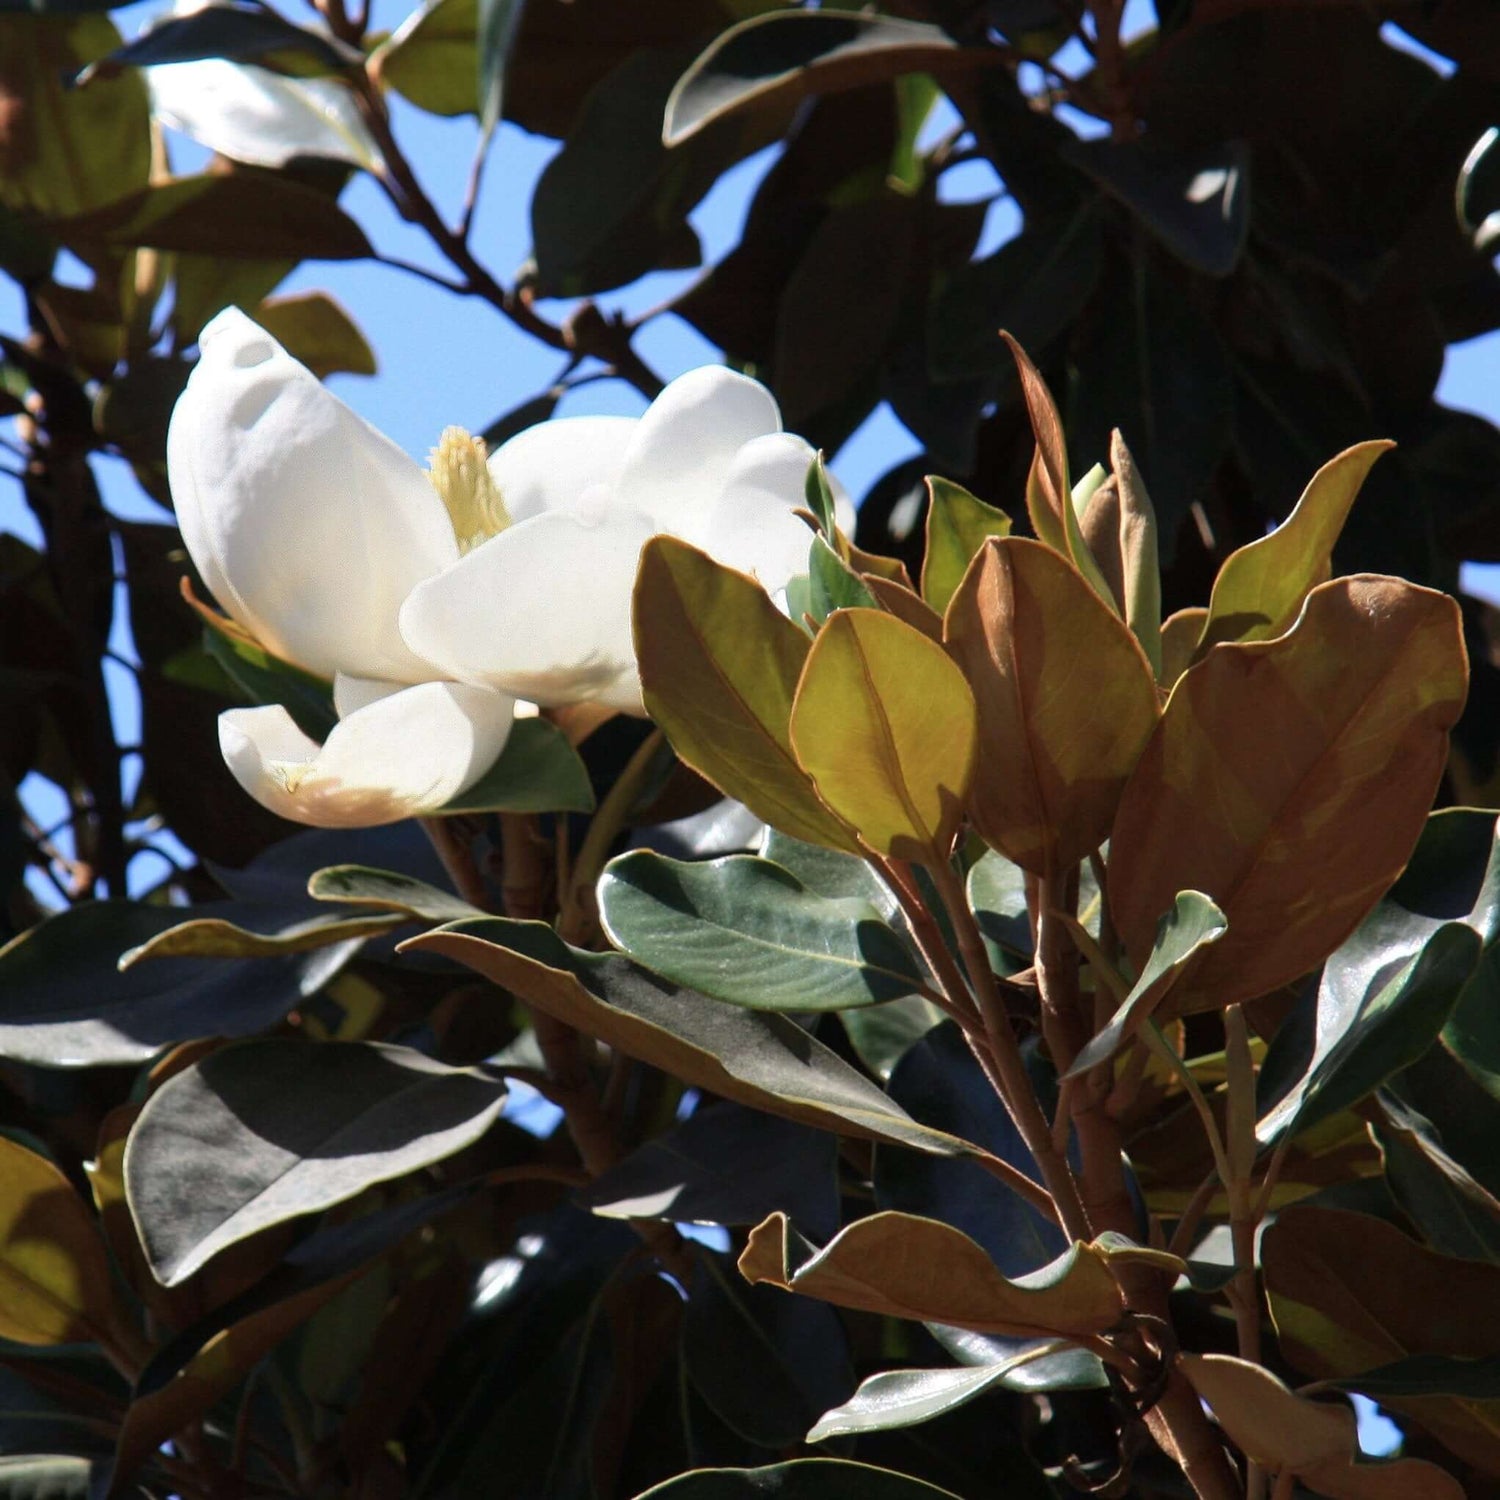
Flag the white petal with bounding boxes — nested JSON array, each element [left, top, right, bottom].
[[488, 415, 637, 524], [698, 432, 826, 598], [218, 682, 515, 828], [148, 60, 382, 171], [617, 366, 783, 537], [333, 673, 403, 718], [169, 308, 459, 684], [399, 508, 656, 711]]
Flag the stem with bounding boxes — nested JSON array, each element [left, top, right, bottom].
[[1166, 1168, 1220, 1260], [420, 816, 490, 909]]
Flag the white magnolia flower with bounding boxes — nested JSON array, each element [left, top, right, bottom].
[[169, 307, 843, 822]]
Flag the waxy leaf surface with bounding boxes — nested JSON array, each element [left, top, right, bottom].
[[125, 1039, 508, 1284], [406, 919, 979, 1161], [635, 537, 856, 852], [1108, 577, 1467, 1015], [945, 537, 1159, 873], [635, 1459, 963, 1499], [1198, 440, 1392, 654], [791, 608, 976, 861], [598, 851, 926, 1011], [921, 476, 1012, 616], [739, 1211, 1124, 1339]]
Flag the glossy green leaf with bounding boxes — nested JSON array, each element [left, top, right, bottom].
[[439, 716, 595, 814], [808, 535, 877, 623], [125, 1038, 509, 1284], [1197, 440, 1393, 654], [1257, 922, 1481, 1145], [404, 918, 983, 1161], [307, 865, 480, 923], [807, 1343, 1104, 1441], [79, 4, 357, 78], [0, 900, 358, 1067], [197, 612, 337, 741], [635, 537, 857, 852], [1067, 892, 1227, 1075], [804, 451, 838, 537], [791, 608, 976, 861], [944, 537, 1159, 874], [920, 476, 1013, 615], [635, 1459, 963, 1499], [1108, 577, 1468, 1016], [598, 851, 926, 1011], [840, 995, 946, 1081], [117, 906, 400, 965], [664, 10, 980, 146]]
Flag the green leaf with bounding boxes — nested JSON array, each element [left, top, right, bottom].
[[251, 291, 374, 378], [0, 901, 358, 1068], [790, 608, 977, 861], [478, 0, 524, 131], [598, 851, 927, 1011], [635, 537, 858, 853], [804, 452, 838, 537], [808, 535, 878, 623], [920, 477, 1012, 616], [125, 1038, 509, 1284], [404, 918, 985, 1161], [307, 865, 481, 924], [198, 617, 336, 741], [1197, 440, 1393, 654], [634, 1459, 964, 1499], [55, 173, 373, 261], [371, 0, 479, 116], [664, 10, 981, 146], [1328, 1353, 1500, 1400], [1257, 923, 1482, 1145], [808, 1344, 1104, 1441], [1067, 891, 1228, 1075], [117, 907, 400, 965], [77, 4, 358, 79], [1064, 138, 1249, 278], [438, 716, 595, 814], [840, 995, 945, 1081]]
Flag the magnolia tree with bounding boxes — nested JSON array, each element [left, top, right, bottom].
[[5, 2, 1500, 1499]]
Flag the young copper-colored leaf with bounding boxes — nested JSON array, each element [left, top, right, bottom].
[[945, 537, 1160, 874], [921, 475, 1012, 616], [790, 609, 977, 861], [634, 536, 857, 853], [1108, 577, 1467, 1016], [1000, 333, 1115, 607], [1179, 1354, 1464, 1500], [0, 1136, 119, 1348], [1264, 1206, 1500, 1476], [1196, 440, 1393, 656], [1159, 606, 1207, 689], [739, 1211, 1124, 1340], [1080, 430, 1163, 678], [864, 574, 944, 641]]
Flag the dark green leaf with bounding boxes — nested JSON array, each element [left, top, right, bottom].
[[1065, 138, 1250, 277], [598, 850, 927, 1011], [200, 621, 336, 741], [0, 901, 357, 1067], [125, 1038, 508, 1284], [634, 1459, 965, 1499], [440, 716, 595, 814], [75, 4, 358, 80], [840, 995, 945, 1081], [307, 865, 480, 924], [1329, 1353, 1500, 1400], [804, 452, 838, 537], [478, 0, 525, 132]]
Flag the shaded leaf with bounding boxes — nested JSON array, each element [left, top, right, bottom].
[[598, 851, 925, 1012], [841, 995, 945, 1081], [1107, 577, 1468, 1016], [477, 0, 523, 131], [306, 865, 480, 924], [80, 4, 356, 78], [439, 715, 595, 814], [1327, 1354, 1500, 1401], [0, 1458, 90, 1499], [1080, 430, 1163, 678], [635, 537, 857, 853], [635, 1459, 964, 1498], [664, 10, 981, 146], [404, 918, 984, 1161], [790, 608, 976, 861], [739, 1210, 1125, 1339], [117, 906, 398, 964], [125, 1038, 508, 1284], [944, 536, 1159, 874], [1197, 441, 1394, 654], [921, 476, 1012, 616]]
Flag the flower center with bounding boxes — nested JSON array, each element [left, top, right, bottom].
[[427, 426, 512, 554]]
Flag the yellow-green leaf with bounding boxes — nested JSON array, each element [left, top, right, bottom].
[[1159, 605, 1207, 689], [370, 0, 478, 117], [1108, 576, 1467, 1015], [0, 1135, 118, 1348], [1196, 440, 1393, 655], [739, 1211, 1124, 1339], [920, 475, 1012, 615], [790, 608, 976, 861], [252, 292, 376, 378], [634, 537, 857, 852], [944, 537, 1159, 875]]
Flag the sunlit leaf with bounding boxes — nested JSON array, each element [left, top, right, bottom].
[[251, 291, 375, 378], [438, 716, 595, 814], [920, 476, 1012, 616]]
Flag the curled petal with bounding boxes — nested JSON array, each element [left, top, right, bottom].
[[488, 415, 637, 524], [399, 508, 656, 712], [147, 60, 382, 171], [617, 366, 782, 537], [169, 308, 458, 683], [218, 682, 515, 828]]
